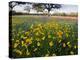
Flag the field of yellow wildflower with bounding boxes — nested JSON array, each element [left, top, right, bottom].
[[10, 16, 78, 58]]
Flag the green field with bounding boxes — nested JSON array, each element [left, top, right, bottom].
[[10, 15, 78, 58]]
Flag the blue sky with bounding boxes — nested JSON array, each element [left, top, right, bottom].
[[13, 3, 78, 13]]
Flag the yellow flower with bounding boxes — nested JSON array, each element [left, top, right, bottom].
[[42, 36, 45, 40], [58, 39, 62, 43], [34, 28, 40, 31], [12, 39, 14, 41], [26, 38, 32, 45], [14, 40, 19, 48], [21, 35, 24, 38], [26, 49, 30, 55], [57, 30, 63, 38], [35, 32, 39, 36], [36, 38, 40, 41], [45, 54, 49, 57], [37, 42, 41, 46], [21, 41, 25, 47], [63, 43, 66, 47], [14, 49, 22, 55], [74, 45, 77, 49], [67, 42, 70, 45], [38, 24, 41, 27], [41, 32, 44, 35], [25, 32, 29, 35], [70, 51, 74, 55], [26, 52, 30, 55], [14, 43, 19, 48], [53, 53, 56, 56], [23, 37, 27, 40], [33, 48, 38, 52], [68, 44, 71, 48], [16, 40, 19, 43], [49, 41, 53, 47], [67, 42, 71, 48]]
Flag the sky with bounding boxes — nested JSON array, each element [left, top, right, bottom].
[[58, 5, 78, 13], [12, 3, 78, 14]]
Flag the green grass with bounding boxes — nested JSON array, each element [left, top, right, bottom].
[[10, 15, 78, 58]]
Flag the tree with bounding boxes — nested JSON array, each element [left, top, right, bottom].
[[33, 3, 44, 13], [9, 1, 18, 11], [9, 1, 19, 15], [9, 1, 27, 11], [44, 4, 62, 16], [33, 3, 61, 16], [24, 4, 32, 14]]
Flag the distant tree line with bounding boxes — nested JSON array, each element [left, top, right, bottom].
[[52, 12, 78, 17], [9, 1, 77, 17], [9, 1, 61, 16]]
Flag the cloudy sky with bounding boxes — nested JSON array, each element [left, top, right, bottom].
[[58, 5, 78, 13], [12, 3, 78, 14]]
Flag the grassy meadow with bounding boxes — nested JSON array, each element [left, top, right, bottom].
[[10, 15, 78, 58]]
